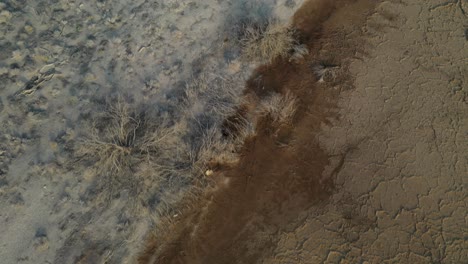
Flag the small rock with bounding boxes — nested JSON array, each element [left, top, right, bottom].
[[34, 238, 49, 252], [326, 251, 343, 263], [205, 170, 213, 176], [0, 10, 12, 24], [24, 25, 34, 34], [11, 50, 25, 66], [452, 86, 461, 93], [0, 67, 8, 75], [449, 79, 462, 93]]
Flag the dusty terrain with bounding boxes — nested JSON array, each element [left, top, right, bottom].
[[0, 0, 466, 263], [140, 0, 467, 263], [0, 0, 302, 263], [289, 0, 468, 262], [270, 0, 467, 263]]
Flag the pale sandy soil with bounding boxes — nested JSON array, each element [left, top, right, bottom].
[[0, 1, 302, 263], [266, 0, 467, 263]]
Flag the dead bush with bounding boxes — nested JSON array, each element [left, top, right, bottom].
[[241, 21, 296, 62], [312, 62, 342, 84], [75, 75, 255, 209], [181, 75, 256, 174], [290, 44, 309, 61], [75, 96, 179, 197], [258, 91, 298, 125]]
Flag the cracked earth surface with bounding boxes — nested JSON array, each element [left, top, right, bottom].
[[266, 0, 467, 263]]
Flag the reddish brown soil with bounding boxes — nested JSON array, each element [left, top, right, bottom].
[[139, 1, 377, 263]]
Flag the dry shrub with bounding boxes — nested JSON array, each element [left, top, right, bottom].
[[258, 91, 298, 125], [188, 128, 234, 174], [312, 62, 342, 84], [75, 76, 256, 209], [183, 75, 244, 119], [290, 44, 309, 61], [241, 21, 296, 62], [76, 96, 179, 196], [231, 115, 257, 145], [204, 117, 256, 168], [182, 75, 256, 173]]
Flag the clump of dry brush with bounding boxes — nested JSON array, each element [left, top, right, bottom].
[[75, 76, 256, 208], [240, 21, 299, 62], [75, 96, 180, 197], [258, 91, 298, 125], [181, 75, 256, 173]]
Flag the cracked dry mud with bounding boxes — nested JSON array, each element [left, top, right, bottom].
[[268, 1, 467, 263]]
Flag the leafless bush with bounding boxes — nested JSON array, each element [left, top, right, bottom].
[[241, 21, 296, 62], [181, 75, 255, 173], [75, 96, 180, 197], [232, 115, 257, 145], [290, 44, 309, 61], [187, 128, 231, 174], [75, 74, 256, 210], [312, 62, 341, 83], [183, 75, 243, 120], [258, 91, 298, 125], [224, 0, 273, 43]]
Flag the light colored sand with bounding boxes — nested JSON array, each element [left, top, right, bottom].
[[0, 0, 303, 263]]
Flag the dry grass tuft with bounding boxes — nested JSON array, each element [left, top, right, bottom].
[[181, 75, 256, 173], [188, 128, 233, 174], [183, 75, 244, 119], [76, 96, 177, 196], [75, 76, 256, 210], [258, 91, 298, 125], [231, 116, 257, 145], [77, 99, 138, 175], [290, 44, 309, 61], [241, 21, 296, 62]]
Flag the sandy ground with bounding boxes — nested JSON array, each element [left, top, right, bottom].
[[0, 0, 302, 263], [0, 0, 466, 263]]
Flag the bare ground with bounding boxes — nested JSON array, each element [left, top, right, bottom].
[[1, 0, 466, 263], [140, 0, 467, 263]]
